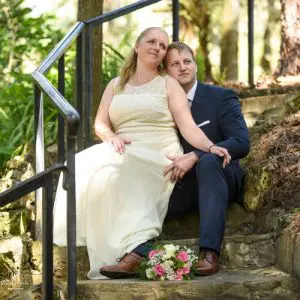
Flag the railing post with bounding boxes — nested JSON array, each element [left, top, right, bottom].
[[84, 24, 93, 149], [58, 55, 65, 163], [248, 0, 254, 87], [76, 33, 84, 152], [66, 133, 77, 300], [172, 0, 180, 42], [34, 86, 44, 241], [42, 174, 54, 300]]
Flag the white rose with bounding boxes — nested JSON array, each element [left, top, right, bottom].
[[162, 253, 173, 260], [163, 244, 176, 256], [146, 268, 155, 279]]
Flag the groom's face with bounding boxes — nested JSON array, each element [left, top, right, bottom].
[[165, 49, 197, 92]]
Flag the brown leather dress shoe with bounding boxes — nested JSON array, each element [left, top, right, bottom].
[[194, 250, 219, 276], [99, 252, 143, 279]]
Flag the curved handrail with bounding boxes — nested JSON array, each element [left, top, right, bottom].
[[32, 71, 80, 135], [36, 22, 85, 74]]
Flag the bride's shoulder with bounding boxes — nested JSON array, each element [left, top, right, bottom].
[[111, 76, 120, 86], [109, 77, 121, 94], [164, 75, 181, 90]]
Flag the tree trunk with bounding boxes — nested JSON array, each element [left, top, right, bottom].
[[260, 0, 278, 73], [199, 10, 213, 81], [220, 0, 239, 81], [77, 0, 103, 119], [180, 0, 213, 81], [275, 0, 300, 76]]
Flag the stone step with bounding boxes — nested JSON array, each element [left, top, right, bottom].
[[72, 267, 300, 300], [6, 267, 300, 299], [0, 232, 276, 284], [52, 233, 275, 281]]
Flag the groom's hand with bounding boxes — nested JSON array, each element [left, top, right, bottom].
[[164, 152, 199, 182]]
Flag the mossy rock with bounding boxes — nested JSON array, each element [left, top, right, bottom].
[[0, 209, 29, 238], [0, 144, 35, 212], [275, 213, 300, 279], [0, 251, 16, 280], [243, 165, 271, 212]]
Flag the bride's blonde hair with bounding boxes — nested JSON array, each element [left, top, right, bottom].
[[118, 27, 168, 90]]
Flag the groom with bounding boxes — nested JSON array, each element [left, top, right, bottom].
[[163, 42, 250, 275]]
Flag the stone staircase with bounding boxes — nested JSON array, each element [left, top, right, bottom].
[[2, 202, 299, 299], [1, 93, 300, 299], [59, 202, 299, 299]]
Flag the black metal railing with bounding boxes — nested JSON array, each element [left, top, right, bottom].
[[0, 164, 67, 299], [0, 0, 256, 298]]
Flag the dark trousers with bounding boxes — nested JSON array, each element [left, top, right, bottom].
[[166, 153, 237, 254]]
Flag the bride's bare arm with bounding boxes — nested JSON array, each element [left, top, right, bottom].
[[166, 76, 230, 164], [94, 78, 131, 153], [94, 79, 116, 140]]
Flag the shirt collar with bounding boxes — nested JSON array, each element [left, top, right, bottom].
[[186, 80, 198, 101]]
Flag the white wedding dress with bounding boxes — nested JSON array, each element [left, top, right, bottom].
[[53, 75, 182, 279]]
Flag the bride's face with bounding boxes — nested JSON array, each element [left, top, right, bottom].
[[135, 29, 169, 68]]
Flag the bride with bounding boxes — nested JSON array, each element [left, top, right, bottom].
[[53, 27, 230, 279]]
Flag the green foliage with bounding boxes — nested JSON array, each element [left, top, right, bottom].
[[195, 50, 205, 82], [102, 30, 134, 87], [0, 0, 63, 169], [102, 42, 124, 88], [0, 0, 62, 77], [0, 0, 133, 170]]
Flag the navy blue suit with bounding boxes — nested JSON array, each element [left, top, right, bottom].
[[167, 81, 250, 254]]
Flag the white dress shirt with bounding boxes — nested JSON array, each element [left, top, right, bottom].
[[186, 80, 198, 106]]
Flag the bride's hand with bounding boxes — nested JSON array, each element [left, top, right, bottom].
[[106, 135, 131, 154], [209, 145, 231, 168]]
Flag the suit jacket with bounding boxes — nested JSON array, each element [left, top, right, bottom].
[[180, 81, 250, 203]]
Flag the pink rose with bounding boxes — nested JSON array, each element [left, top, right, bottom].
[[175, 274, 183, 281], [182, 266, 190, 274], [176, 268, 184, 276], [176, 251, 189, 262], [153, 264, 165, 276], [148, 250, 158, 259]]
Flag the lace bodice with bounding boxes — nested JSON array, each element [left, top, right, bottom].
[[109, 75, 176, 135]]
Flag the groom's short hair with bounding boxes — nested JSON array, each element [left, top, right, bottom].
[[164, 42, 196, 67]]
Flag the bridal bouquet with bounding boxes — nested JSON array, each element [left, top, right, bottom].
[[138, 244, 198, 281]]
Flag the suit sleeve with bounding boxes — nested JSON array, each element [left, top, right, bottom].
[[215, 93, 250, 160], [193, 91, 250, 160]]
